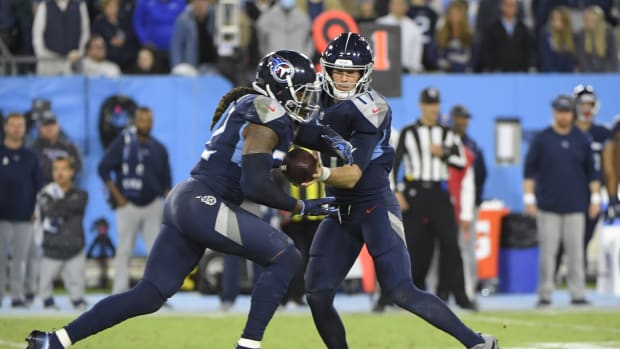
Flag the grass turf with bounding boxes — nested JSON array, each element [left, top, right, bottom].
[[2, 310, 620, 348]]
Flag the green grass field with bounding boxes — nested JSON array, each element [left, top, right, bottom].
[[2, 309, 620, 349]]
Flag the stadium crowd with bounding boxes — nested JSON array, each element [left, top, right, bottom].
[[0, 0, 619, 77]]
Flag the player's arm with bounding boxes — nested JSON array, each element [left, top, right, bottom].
[[315, 131, 379, 189], [604, 134, 619, 202], [241, 123, 333, 215], [523, 135, 540, 216]]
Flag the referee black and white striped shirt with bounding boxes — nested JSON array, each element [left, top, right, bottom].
[[393, 120, 467, 190]]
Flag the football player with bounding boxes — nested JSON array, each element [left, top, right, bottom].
[[25, 50, 351, 349], [300, 32, 499, 349]]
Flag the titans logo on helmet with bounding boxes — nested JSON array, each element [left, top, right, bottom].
[[270, 55, 295, 83]]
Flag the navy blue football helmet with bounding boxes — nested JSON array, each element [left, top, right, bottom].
[[572, 84, 599, 122], [320, 32, 374, 99], [253, 50, 321, 123]]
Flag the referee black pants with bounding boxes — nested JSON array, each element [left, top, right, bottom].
[[402, 182, 470, 304]]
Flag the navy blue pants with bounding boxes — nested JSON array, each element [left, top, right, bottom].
[[64, 178, 299, 345]]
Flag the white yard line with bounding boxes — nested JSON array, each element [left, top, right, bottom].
[[0, 339, 25, 348], [475, 315, 620, 334]]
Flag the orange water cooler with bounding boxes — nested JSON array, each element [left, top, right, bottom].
[[476, 208, 510, 280]]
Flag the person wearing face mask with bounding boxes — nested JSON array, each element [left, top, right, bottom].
[[255, 0, 314, 58]]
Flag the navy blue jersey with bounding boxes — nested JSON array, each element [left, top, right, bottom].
[[587, 123, 612, 173], [190, 94, 294, 205], [319, 89, 394, 203], [524, 126, 598, 213]]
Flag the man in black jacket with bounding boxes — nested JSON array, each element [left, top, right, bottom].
[[476, 0, 536, 72], [37, 156, 88, 310]]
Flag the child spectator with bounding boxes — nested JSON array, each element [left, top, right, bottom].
[[37, 157, 88, 310]]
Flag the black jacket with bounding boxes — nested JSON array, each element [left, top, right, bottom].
[[39, 186, 88, 260]]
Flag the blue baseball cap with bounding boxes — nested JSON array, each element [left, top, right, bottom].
[[551, 95, 574, 112]]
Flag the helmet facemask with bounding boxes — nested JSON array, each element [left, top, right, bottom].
[[254, 76, 321, 123]]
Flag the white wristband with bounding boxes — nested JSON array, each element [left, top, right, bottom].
[[523, 193, 536, 205], [590, 192, 601, 205], [319, 166, 331, 182]]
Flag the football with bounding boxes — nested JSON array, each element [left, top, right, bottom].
[[281, 148, 317, 185]]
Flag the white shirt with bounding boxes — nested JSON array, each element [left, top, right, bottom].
[[376, 14, 424, 73], [80, 57, 121, 77]]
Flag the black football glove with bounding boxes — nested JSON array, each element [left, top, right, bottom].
[[299, 197, 338, 216], [320, 126, 355, 165], [605, 197, 619, 223]]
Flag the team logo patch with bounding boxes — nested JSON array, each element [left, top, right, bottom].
[[195, 195, 217, 206], [270, 55, 294, 83]]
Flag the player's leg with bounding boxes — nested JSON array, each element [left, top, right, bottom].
[[186, 198, 301, 347], [306, 218, 363, 349], [536, 210, 562, 303], [27, 182, 206, 349], [404, 188, 435, 289], [112, 203, 140, 294], [60, 251, 87, 307], [562, 212, 587, 302], [366, 200, 489, 349]]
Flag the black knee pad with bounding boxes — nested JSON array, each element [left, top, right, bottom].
[[129, 279, 167, 315]]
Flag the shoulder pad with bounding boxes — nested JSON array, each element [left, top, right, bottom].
[[252, 95, 287, 124], [351, 90, 389, 129]]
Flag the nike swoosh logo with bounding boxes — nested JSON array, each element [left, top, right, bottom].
[[366, 205, 377, 214], [267, 105, 276, 112], [371, 108, 381, 114]]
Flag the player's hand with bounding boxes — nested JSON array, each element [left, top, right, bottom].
[[301, 162, 321, 187], [524, 203, 537, 216], [299, 197, 337, 216], [459, 219, 471, 234], [589, 202, 601, 219], [395, 191, 409, 211], [430, 144, 444, 158], [319, 124, 356, 165]]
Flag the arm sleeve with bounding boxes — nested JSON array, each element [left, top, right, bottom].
[[132, 1, 147, 44], [241, 153, 298, 211], [78, 2, 90, 54], [524, 135, 540, 179], [294, 121, 338, 156], [161, 146, 172, 191], [445, 131, 467, 168], [97, 136, 123, 182], [170, 17, 184, 67], [585, 138, 600, 182], [460, 166, 475, 222], [32, 2, 49, 56], [350, 130, 382, 172]]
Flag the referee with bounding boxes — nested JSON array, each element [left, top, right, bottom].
[[393, 87, 476, 310]]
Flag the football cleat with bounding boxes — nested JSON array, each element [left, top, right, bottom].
[[25, 330, 51, 349], [470, 333, 499, 349]]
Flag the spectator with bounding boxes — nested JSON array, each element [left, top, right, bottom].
[[244, 0, 275, 67], [0, 0, 34, 61], [435, 0, 475, 72], [132, 0, 185, 69], [0, 113, 42, 308], [75, 35, 122, 77], [355, 0, 378, 24], [523, 94, 600, 307], [255, 0, 314, 58], [616, 25, 620, 72], [97, 107, 172, 294], [538, 6, 577, 72], [447, 105, 487, 300], [392, 87, 476, 310], [91, 0, 140, 72], [32, 0, 90, 75], [296, 0, 344, 21], [170, 0, 218, 75], [408, 0, 439, 70], [476, 0, 535, 72], [36, 157, 88, 310], [575, 5, 618, 72], [377, 0, 424, 73], [31, 110, 82, 185], [127, 45, 162, 74]]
